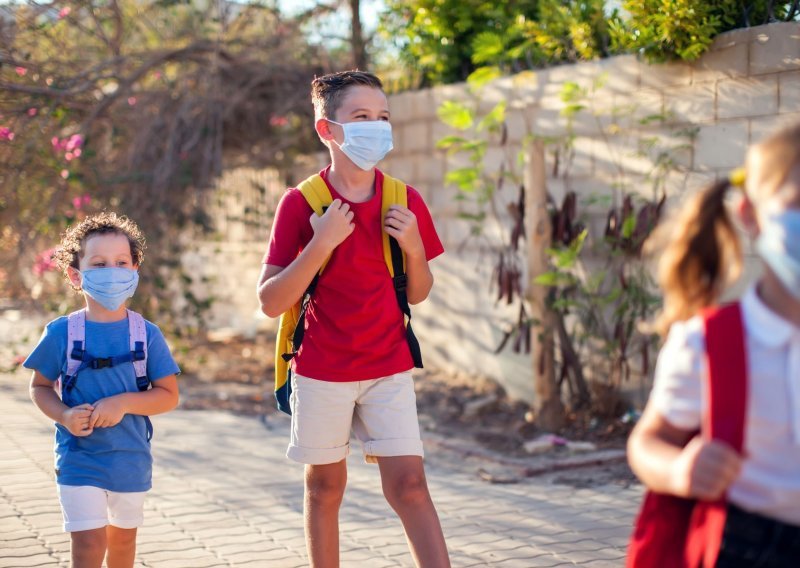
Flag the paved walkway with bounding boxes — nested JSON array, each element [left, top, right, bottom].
[[0, 367, 643, 568]]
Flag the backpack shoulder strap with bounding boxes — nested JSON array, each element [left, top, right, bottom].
[[701, 302, 747, 450], [381, 173, 407, 276], [380, 173, 423, 369], [298, 174, 333, 216], [683, 302, 748, 568], [127, 310, 148, 386], [298, 174, 334, 274], [66, 309, 86, 378], [278, 174, 334, 384]]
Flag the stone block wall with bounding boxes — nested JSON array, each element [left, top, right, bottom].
[[187, 22, 800, 406]]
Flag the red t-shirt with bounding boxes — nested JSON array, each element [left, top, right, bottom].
[[265, 167, 444, 382]]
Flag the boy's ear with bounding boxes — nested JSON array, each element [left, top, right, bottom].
[[315, 118, 335, 142], [66, 266, 82, 289]]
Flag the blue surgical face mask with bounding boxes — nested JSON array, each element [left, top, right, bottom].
[[755, 210, 800, 300], [80, 267, 139, 311], [328, 119, 393, 171]]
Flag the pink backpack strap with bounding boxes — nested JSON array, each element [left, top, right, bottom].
[[127, 309, 147, 380], [685, 302, 748, 567], [65, 309, 86, 378]]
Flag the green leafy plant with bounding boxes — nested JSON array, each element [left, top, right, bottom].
[[436, 70, 697, 419]]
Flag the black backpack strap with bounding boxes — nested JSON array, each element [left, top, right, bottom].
[[389, 236, 423, 368], [282, 274, 321, 363]]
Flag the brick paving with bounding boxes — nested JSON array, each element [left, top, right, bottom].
[[1, 312, 642, 568], [0, 370, 643, 568]]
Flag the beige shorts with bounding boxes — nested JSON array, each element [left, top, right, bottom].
[[57, 485, 146, 532], [287, 370, 424, 465]]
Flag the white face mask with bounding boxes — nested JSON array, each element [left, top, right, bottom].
[[327, 119, 394, 171]]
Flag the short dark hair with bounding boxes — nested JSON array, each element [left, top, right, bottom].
[[53, 212, 146, 290], [311, 70, 383, 120]]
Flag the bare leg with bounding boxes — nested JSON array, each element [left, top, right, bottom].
[[71, 527, 106, 568], [305, 460, 347, 568], [106, 526, 137, 568], [379, 456, 450, 567]]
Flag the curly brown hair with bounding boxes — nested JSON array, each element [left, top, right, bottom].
[[53, 212, 146, 290]]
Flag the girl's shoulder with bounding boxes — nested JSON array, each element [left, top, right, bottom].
[[661, 316, 706, 365]]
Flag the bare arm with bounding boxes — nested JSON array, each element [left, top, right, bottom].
[[384, 204, 434, 304], [89, 375, 179, 429], [258, 199, 355, 318], [627, 402, 742, 500], [30, 371, 94, 436], [404, 249, 434, 305]]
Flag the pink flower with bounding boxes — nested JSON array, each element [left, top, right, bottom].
[[65, 152, 74, 161], [153, 71, 162, 80], [65, 134, 83, 151], [72, 194, 90, 210], [0, 127, 14, 141], [15, 67, 27, 76], [58, 6, 71, 19], [73, 148, 82, 158], [269, 115, 289, 127], [33, 248, 57, 276], [127, 97, 137, 106], [60, 169, 69, 179], [27, 108, 38, 117]]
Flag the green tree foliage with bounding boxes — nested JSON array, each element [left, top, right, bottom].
[[609, 0, 799, 62], [382, 0, 800, 86], [381, 0, 538, 85], [0, 0, 337, 325]]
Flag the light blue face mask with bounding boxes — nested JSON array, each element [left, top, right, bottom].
[[755, 210, 800, 300], [328, 119, 393, 171], [80, 267, 139, 311]]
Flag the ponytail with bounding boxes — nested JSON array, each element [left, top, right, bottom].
[[650, 179, 742, 336]]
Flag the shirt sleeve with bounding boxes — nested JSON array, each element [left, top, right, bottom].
[[145, 322, 181, 381], [649, 317, 706, 431], [407, 186, 444, 262], [22, 318, 68, 382], [264, 189, 314, 267]]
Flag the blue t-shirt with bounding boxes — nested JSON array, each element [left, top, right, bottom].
[[23, 314, 180, 492]]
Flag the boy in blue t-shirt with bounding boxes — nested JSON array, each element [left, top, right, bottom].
[[24, 212, 180, 568]]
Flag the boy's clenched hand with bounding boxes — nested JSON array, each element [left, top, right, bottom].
[[385, 205, 424, 259], [89, 396, 127, 429], [61, 403, 95, 436], [310, 199, 355, 251]]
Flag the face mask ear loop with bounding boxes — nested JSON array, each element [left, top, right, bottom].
[[325, 119, 346, 151]]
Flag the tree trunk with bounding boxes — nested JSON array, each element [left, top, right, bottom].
[[349, 0, 368, 70], [525, 140, 565, 431]]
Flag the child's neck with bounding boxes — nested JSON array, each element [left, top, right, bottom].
[[757, 274, 800, 327], [83, 298, 128, 323], [328, 161, 375, 203]]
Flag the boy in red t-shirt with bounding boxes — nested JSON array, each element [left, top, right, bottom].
[[257, 70, 449, 567]]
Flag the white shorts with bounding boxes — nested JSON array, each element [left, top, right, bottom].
[[57, 485, 146, 532], [287, 370, 424, 465]]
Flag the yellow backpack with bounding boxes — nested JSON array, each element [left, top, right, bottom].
[[274, 173, 423, 414]]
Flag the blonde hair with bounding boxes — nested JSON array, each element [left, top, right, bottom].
[[651, 121, 800, 336]]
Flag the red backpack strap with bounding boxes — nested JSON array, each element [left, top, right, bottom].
[[685, 302, 748, 567], [702, 303, 747, 451]]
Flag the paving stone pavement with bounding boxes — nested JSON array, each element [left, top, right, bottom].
[[1, 315, 643, 568]]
